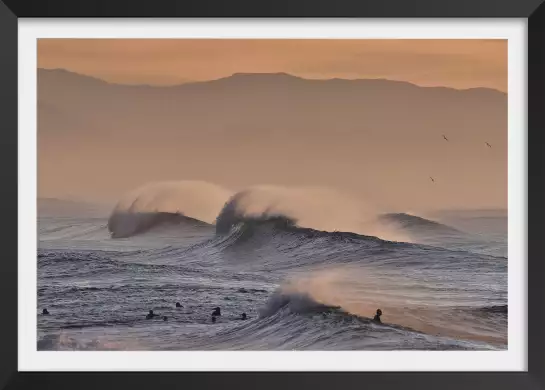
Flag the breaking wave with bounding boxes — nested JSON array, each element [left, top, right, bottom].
[[107, 182, 469, 245], [107, 181, 231, 238], [214, 185, 415, 242], [254, 268, 507, 345], [259, 290, 341, 318], [378, 213, 466, 236], [40, 189, 508, 350]]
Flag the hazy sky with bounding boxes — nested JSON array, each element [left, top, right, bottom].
[[38, 39, 507, 91]]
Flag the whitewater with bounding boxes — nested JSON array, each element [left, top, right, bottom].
[[37, 182, 507, 351]]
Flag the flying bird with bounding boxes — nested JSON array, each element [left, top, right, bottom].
[[429, 176, 435, 183], [442, 135, 449, 142], [485, 142, 492, 148]]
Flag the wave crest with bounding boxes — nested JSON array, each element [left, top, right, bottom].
[[215, 185, 408, 241], [107, 182, 464, 243], [107, 181, 232, 238], [259, 289, 341, 318], [378, 213, 465, 236]]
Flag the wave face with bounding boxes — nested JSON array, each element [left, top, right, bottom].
[[378, 213, 464, 236], [214, 186, 415, 243], [107, 181, 231, 238], [107, 183, 478, 246], [215, 186, 364, 233], [39, 196, 507, 351]]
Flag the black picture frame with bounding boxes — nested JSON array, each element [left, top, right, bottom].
[[1, 0, 543, 389]]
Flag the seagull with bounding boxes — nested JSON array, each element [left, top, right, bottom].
[[430, 176, 435, 183], [485, 142, 492, 148], [442, 135, 449, 142]]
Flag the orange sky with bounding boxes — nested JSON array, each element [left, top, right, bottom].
[[37, 39, 507, 91]]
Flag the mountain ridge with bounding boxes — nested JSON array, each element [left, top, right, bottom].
[[37, 67, 506, 95], [37, 65, 507, 210]]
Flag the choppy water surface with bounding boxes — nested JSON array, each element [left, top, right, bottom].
[[37, 200, 507, 351]]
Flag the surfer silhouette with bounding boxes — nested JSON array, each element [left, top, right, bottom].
[[146, 310, 159, 319], [442, 135, 449, 142], [212, 307, 221, 316], [42, 308, 49, 315], [373, 309, 382, 323], [175, 302, 182, 308], [241, 313, 247, 320]]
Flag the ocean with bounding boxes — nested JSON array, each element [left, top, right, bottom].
[[37, 190, 507, 351]]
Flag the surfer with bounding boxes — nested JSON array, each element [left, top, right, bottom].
[[485, 142, 492, 148], [212, 307, 221, 316], [442, 135, 449, 142], [175, 302, 182, 308], [373, 309, 382, 323], [240, 313, 247, 320], [42, 308, 49, 315], [146, 310, 159, 319], [429, 176, 435, 183]]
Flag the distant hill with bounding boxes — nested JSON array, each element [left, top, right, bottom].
[[37, 68, 507, 210]]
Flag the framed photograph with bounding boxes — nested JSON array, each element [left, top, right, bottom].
[[1, 0, 543, 388]]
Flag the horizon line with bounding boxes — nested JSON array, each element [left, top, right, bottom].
[[37, 67, 507, 94], [37, 196, 508, 213]]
